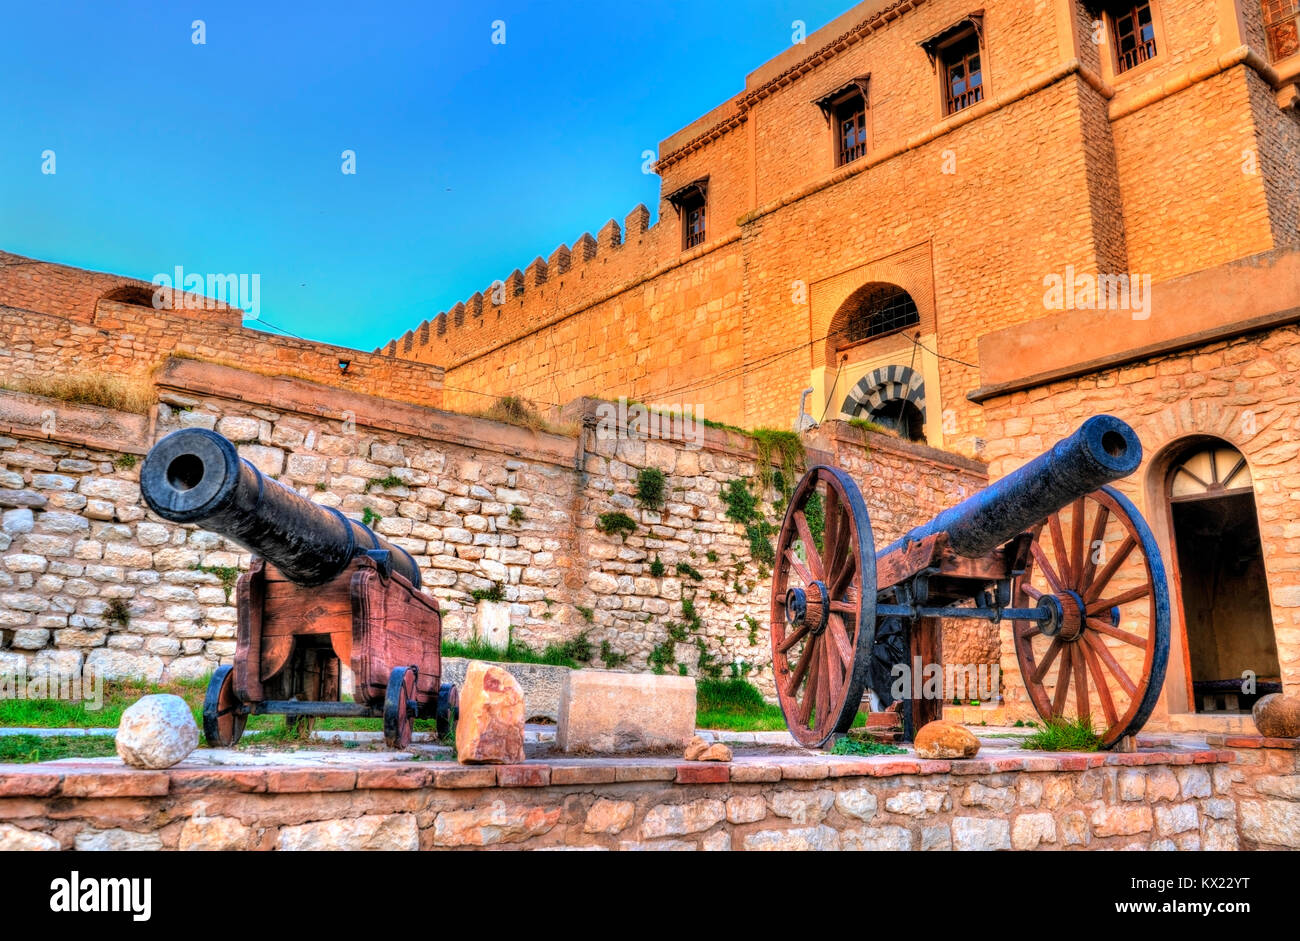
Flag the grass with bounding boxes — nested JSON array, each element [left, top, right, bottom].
[[5, 371, 155, 414], [0, 734, 119, 763], [440, 635, 581, 669], [473, 396, 574, 435], [0, 677, 210, 729], [694, 678, 868, 733], [1020, 715, 1102, 752], [829, 737, 907, 756]]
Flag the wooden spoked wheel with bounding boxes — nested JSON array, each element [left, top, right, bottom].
[[770, 466, 877, 748], [383, 666, 418, 749], [1013, 486, 1170, 748], [202, 664, 247, 747]]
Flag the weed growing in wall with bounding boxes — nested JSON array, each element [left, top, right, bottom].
[[361, 507, 382, 528], [192, 563, 241, 603], [596, 511, 637, 539], [599, 640, 628, 668], [675, 561, 703, 581], [635, 467, 666, 509], [469, 583, 505, 603], [721, 479, 776, 567], [103, 598, 132, 629], [648, 556, 666, 578]]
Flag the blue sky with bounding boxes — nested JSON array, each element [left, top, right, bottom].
[[1, 0, 850, 352]]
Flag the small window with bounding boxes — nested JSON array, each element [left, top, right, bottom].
[[940, 30, 984, 115], [844, 285, 920, 344], [1110, 2, 1158, 73], [666, 178, 708, 252], [834, 92, 868, 166], [684, 198, 706, 249], [1263, 0, 1300, 61]]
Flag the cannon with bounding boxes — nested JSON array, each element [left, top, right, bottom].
[[142, 428, 454, 748], [770, 415, 1170, 749]]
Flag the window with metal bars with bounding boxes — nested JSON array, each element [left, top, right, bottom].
[[834, 92, 868, 166], [683, 199, 706, 249], [843, 286, 920, 345], [1111, 2, 1158, 73], [940, 31, 984, 116], [1264, 0, 1300, 61]]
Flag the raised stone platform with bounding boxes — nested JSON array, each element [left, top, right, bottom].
[[1, 735, 1294, 851]]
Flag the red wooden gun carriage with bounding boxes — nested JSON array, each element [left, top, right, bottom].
[[142, 429, 455, 748]]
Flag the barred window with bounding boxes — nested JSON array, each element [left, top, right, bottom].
[[1263, 0, 1300, 61], [942, 31, 984, 115], [834, 92, 868, 166], [843, 286, 920, 344], [1111, 2, 1158, 73]]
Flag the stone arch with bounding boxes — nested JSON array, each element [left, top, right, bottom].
[[841, 364, 924, 417], [98, 284, 158, 308]]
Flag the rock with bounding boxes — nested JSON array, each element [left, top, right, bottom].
[[86, 648, 165, 682], [441, 656, 567, 724], [455, 661, 526, 764], [684, 735, 709, 760], [640, 799, 725, 838], [0, 824, 59, 851], [952, 816, 1011, 851], [1253, 693, 1300, 738], [914, 720, 980, 759], [473, 601, 511, 649], [180, 815, 256, 851], [115, 694, 199, 769], [557, 669, 695, 754], [278, 814, 419, 851], [432, 801, 561, 847], [583, 799, 635, 834], [700, 743, 732, 762], [74, 828, 163, 851]]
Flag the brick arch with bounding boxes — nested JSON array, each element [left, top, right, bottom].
[[840, 364, 925, 420]]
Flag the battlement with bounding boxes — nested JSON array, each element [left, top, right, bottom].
[[378, 201, 704, 371]]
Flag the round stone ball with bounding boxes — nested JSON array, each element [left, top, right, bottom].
[[116, 694, 200, 769]]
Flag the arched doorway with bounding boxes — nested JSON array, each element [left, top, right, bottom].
[[840, 365, 926, 442], [1165, 440, 1281, 713]]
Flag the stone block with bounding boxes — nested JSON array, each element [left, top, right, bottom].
[[442, 656, 568, 724], [557, 669, 695, 754]]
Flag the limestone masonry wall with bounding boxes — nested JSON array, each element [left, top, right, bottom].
[[2, 743, 1296, 851], [0, 359, 986, 696]]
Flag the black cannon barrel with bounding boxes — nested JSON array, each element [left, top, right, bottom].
[[879, 415, 1142, 559], [141, 429, 422, 589]]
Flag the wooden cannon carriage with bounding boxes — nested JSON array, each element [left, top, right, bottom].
[[770, 415, 1170, 749], [142, 429, 454, 749]]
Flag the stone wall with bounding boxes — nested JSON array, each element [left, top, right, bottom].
[[0, 276, 445, 411], [0, 358, 987, 696], [2, 740, 1294, 851]]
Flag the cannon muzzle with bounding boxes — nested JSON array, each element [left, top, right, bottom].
[[880, 415, 1142, 558], [141, 428, 421, 588]]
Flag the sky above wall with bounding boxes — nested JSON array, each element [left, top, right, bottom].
[[1, 0, 850, 352]]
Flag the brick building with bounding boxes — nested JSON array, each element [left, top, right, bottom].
[[382, 0, 1300, 734]]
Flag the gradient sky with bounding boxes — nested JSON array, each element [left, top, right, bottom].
[[1, 0, 851, 352]]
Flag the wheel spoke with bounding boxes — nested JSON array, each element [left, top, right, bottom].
[[1086, 583, 1150, 616], [813, 645, 829, 730], [777, 623, 809, 654], [827, 613, 854, 665], [1083, 534, 1136, 604], [1069, 498, 1086, 589], [785, 548, 813, 585], [1030, 542, 1067, 594], [1083, 631, 1137, 697], [786, 636, 815, 698], [1073, 640, 1091, 719], [1031, 637, 1063, 684], [1048, 513, 1073, 586], [1018, 621, 1041, 638], [829, 600, 857, 615], [794, 512, 824, 580], [1022, 584, 1043, 600], [796, 638, 821, 725], [1079, 505, 1110, 593], [1051, 645, 1073, 717], [822, 486, 842, 581], [1080, 635, 1119, 727], [1086, 616, 1146, 648], [824, 631, 844, 712]]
